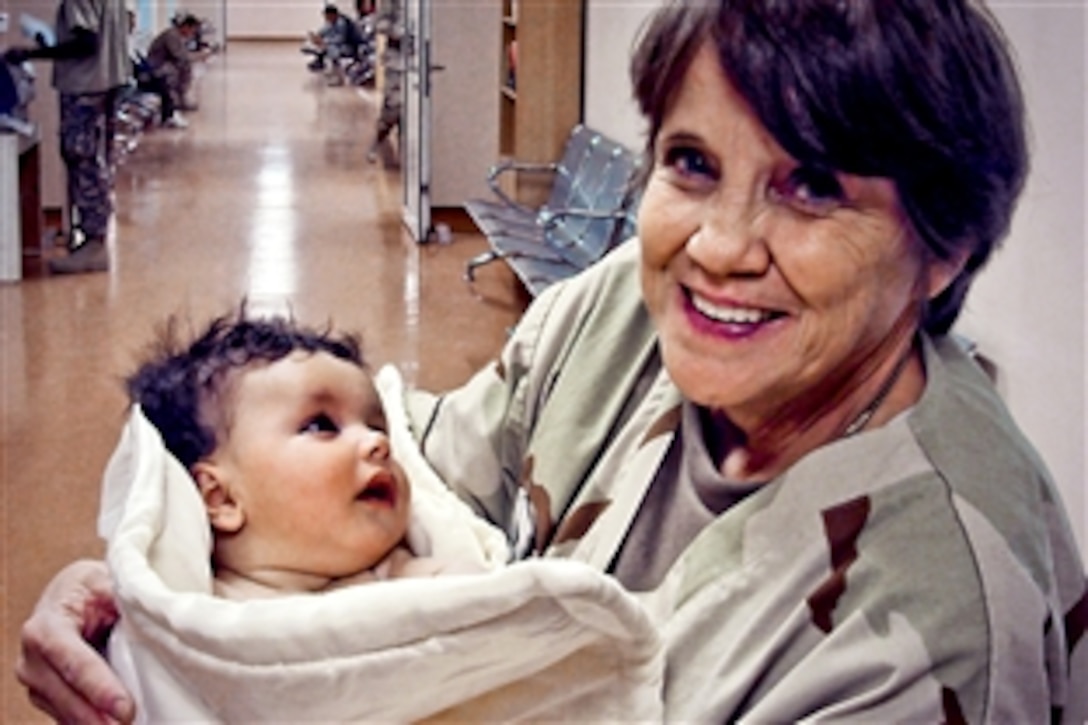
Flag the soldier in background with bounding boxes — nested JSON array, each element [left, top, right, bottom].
[[4, 0, 131, 274], [366, 0, 402, 166], [303, 4, 361, 87], [145, 14, 200, 118]]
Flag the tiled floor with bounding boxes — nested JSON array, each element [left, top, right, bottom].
[[0, 41, 526, 722]]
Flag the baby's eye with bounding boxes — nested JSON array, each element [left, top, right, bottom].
[[301, 413, 339, 435], [661, 144, 717, 182], [365, 411, 388, 435], [772, 165, 846, 216]]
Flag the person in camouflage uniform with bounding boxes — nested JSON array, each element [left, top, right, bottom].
[[4, 0, 130, 274], [303, 4, 359, 85], [12, 0, 1088, 722], [410, 0, 1085, 719], [145, 14, 200, 116], [366, 0, 402, 165], [413, 241, 1087, 721]]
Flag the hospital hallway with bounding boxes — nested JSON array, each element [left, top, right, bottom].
[[0, 40, 526, 722]]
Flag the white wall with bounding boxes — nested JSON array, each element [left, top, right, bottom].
[[957, 4, 1086, 555], [226, 0, 317, 40], [583, 0, 654, 150], [431, 1, 499, 207], [584, 0, 1088, 556]]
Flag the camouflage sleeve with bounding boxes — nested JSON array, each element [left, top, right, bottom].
[[408, 279, 567, 535], [658, 406, 1087, 722], [407, 243, 650, 549], [1068, 589, 1088, 722]]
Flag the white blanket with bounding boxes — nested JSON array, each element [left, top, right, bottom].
[[99, 365, 663, 722]]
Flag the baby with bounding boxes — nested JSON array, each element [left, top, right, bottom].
[[125, 308, 442, 599]]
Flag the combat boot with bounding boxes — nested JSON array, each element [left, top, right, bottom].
[[48, 239, 109, 274]]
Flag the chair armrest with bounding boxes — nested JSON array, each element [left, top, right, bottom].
[[486, 160, 559, 210], [537, 207, 629, 229]]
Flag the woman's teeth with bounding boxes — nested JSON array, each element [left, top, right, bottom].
[[691, 294, 772, 324]]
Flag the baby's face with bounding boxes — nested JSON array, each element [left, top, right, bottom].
[[212, 351, 410, 578]]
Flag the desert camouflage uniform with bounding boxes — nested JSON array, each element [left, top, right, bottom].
[[59, 90, 116, 240], [145, 25, 192, 111], [408, 241, 1088, 722], [52, 0, 130, 243], [372, 0, 402, 145]]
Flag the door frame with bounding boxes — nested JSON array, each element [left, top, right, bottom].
[[401, 0, 431, 243]]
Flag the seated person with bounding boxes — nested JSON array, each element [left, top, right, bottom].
[[131, 48, 182, 128], [126, 10, 181, 129], [302, 3, 360, 84], [123, 309, 452, 597], [146, 14, 200, 115]]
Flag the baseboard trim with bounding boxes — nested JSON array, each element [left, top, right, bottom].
[[433, 206, 479, 235]]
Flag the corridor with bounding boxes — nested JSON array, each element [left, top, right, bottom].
[[0, 40, 525, 722]]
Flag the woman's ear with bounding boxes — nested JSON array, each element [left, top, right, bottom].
[[192, 462, 245, 533], [925, 248, 970, 301]]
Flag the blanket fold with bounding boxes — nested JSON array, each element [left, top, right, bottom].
[[101, 365, 663, 722]]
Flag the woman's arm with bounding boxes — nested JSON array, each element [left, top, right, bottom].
[[16, 560, 135, 724]]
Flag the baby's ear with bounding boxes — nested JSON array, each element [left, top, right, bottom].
[[192, 462, 245, 533]]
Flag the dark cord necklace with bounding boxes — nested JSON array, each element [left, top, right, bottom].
[[841, 343, 915, 438]]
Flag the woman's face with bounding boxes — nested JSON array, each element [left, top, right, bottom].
[[639, 44, 942, 431]]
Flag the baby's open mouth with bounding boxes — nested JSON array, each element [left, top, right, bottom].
[[358, 472, 397, 506]]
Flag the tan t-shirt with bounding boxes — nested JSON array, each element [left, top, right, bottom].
[[52, 0, 131, 94], [611, 400, 760, 591]]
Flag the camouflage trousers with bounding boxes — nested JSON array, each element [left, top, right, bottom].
[[154, 62, 192, 109], [375, 63, 402, 142], [59, 90, 118, 242]]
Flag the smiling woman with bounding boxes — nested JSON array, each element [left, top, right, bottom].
[[412, 0, 1084, 719], [637, 47, 935, 476], [15, 0, 1088, 722]]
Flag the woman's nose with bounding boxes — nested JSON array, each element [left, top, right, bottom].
[[357, 428, 390, 462], [687, 193, 771, 276]]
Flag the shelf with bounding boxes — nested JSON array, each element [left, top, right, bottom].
[[496, 0, 582, 205]]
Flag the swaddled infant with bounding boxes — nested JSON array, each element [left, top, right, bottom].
[[125, 307, 452, 599], [96, 307, 660, 722]]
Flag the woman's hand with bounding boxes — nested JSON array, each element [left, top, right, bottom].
[[15, 560, 135, 724]]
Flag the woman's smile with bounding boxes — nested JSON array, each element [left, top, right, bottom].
[[639, 43, 925, 435], [682, 285, 786, 338]]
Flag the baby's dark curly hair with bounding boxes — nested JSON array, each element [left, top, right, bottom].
[[125, 307, 364, 470]]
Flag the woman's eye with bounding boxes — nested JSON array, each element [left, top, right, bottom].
[[301, 413, 339, 435], [661, 145, 716, 182], [775, 165, 846, 216]]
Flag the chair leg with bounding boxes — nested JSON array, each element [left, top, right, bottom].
[[464, 250, 501, 282]]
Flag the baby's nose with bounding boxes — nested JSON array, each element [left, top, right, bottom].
[[358, 428, 390, 462]]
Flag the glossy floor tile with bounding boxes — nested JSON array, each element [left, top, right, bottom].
[[1, 41, 526, 722]]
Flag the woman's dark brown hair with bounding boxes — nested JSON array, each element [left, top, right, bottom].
[[631, 0, 1028, 334]]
